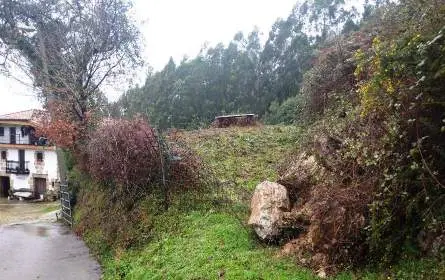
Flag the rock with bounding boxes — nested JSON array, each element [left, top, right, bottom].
[[317, 269, 327, 279], [248, 181, 290, 240], [312, 135, 343, 173], [278, 153, 324, 193]]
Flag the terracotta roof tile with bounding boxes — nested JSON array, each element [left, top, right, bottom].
[[0, 109, 48, 124]]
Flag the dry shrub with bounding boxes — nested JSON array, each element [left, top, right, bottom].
[[86, 117, 207, 208], [88, 117, 161, 192], [282, 182, 375, 275], [277, 2, 445, 274], [278, 120, 383, 274], [75, 120, 208, 251], [301, 31, 371, 117], [279, 109, 444, 274], [167, 142, 203, 191]]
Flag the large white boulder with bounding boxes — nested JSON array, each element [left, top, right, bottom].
[[248, 181, 290, 240]]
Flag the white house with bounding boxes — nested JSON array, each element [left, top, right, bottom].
[[0, 109, 59, 199]]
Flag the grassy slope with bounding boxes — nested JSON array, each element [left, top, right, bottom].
[[98, 125, 316, 279], [102, 212, 315, 279], [85, 125, 444, 279], [181, 125, 302, 189]]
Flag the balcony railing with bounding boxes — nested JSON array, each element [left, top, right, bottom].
[[0, 134, 48, 146], [6, 160, 30, 175]]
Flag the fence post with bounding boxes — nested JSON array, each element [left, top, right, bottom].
[[156, 130, 171, 210]]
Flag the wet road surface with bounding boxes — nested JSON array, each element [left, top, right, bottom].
[[0, 199, 101, 280]]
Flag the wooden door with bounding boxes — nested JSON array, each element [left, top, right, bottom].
[[34, 178, 47, 195], [0, 177, 10, 197]]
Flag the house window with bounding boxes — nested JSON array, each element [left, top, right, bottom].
[[1, 151, 6, 160], [0, 127, 4, 137], [21, 126, 30, 137], [36, 152, 44, 162]]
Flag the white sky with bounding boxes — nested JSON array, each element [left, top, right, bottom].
[[0, 0, 303, 114]]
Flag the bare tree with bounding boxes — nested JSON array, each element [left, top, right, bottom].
[[0, 0, 142, 126]]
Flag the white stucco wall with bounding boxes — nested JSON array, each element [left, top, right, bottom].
[[0, 148, 59, 192]]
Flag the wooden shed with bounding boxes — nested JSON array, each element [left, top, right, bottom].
[[211, 114, 258, 128]]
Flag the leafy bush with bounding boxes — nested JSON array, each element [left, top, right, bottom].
[[355, 26, 445, 263], [264, 95, 306, 125]]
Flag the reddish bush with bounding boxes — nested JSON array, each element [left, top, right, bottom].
[[88, 117, 161, 190], [33, 102, 80, 149]]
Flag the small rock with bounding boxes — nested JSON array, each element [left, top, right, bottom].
[[317, 269, 327, 279]]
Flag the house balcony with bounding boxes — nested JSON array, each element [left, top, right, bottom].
[[6, 160, 30, 175], [0, 134, 48, 146]]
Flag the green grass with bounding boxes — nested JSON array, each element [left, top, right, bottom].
[[77, 125, 445, 279], [95, 206, 445, 280], [337, 258, 445, 280], [101, 211, 316, 280]]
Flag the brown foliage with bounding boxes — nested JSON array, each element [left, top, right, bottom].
[[278, 119, 384, 273], [88, 117, 161, 191], [85, 117, 206, 212], [34, 101, 90, 149], [282, 181, 374, 274], [74, 123, 207, 251], [167, 143, 203, 191]]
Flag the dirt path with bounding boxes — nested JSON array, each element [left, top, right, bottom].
[[0, 199, 101, 280]]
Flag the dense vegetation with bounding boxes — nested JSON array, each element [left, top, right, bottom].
[[105, 0, 445, 275], [75, 126, 444, 279], [2, 0, 444, 278], [276, 0, 445, 270]]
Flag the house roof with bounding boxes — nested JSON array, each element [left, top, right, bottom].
[[0, 109, 48, 125]]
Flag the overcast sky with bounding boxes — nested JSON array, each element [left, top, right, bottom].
[[0, 0, 299, 115]]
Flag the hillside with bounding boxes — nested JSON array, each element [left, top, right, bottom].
[[1, 0, 444, 278], [75, 125, 445, 279]]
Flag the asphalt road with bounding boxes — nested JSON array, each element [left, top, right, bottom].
[[0, 200, 101, 280]]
